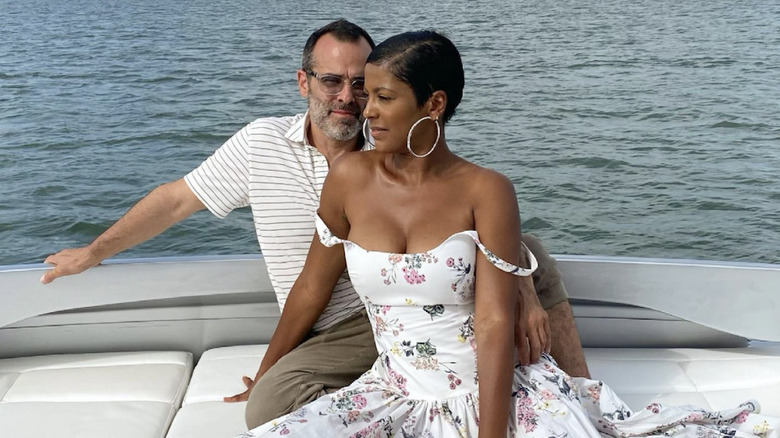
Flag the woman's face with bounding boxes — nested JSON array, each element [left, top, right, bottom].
[[363, 63, 433, 153]]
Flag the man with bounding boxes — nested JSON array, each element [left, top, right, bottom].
[[41, 19, 589, 429]]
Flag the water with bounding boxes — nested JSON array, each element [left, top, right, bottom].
[[1, 0, 778, 266]]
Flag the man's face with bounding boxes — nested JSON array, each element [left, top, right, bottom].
[[300, 34, 373, 142]]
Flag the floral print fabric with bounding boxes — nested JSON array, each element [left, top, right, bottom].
[[237, 216, 778, 437]]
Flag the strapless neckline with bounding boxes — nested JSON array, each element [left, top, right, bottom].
[[343, 230, 478, 256]]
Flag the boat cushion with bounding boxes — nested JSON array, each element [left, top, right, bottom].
[[586, 345, 780, 417], [0, 351, 192, 438], [166, 344, 780, 437], [165, 345, 269, 438]]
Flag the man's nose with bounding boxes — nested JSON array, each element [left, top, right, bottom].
[[337, 82, 355, 103]]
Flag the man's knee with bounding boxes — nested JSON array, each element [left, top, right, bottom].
[[245, 370, 321, 429]]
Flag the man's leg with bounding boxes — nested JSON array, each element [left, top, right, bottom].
[[523, 233, 591, 378], [245, 310, 378, 429], [547, 301, 590, 378]]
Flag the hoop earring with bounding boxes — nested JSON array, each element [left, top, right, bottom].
[[406, 116, 440, 158], [362, 118, 375, 147]]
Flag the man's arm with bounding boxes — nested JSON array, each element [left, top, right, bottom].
[[41, 178, 205, 283], [223, 233, 346, 403], [224, 153, 355, 403], [515, 273, 551, 365], [517, 233, 591, 378]]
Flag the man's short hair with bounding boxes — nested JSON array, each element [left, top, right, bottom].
[[301, 19, 375, 71]]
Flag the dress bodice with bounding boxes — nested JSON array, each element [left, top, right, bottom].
[[315, 215, 537, 306], [315, 214, 537, 399]]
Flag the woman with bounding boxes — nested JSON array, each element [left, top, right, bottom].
[[238, 31, 777, 437]]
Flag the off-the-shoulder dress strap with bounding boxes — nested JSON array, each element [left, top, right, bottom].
[[469, 232, 538, 277], [315, 213, 345, 248]]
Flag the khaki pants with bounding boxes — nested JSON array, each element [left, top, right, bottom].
[[245, 310, 377, 429]]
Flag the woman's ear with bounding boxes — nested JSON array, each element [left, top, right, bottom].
[[427, 90, 448, 121]]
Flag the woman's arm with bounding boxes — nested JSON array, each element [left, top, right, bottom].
[[252, 234, 346, 383], [223, 233, 347, 402], [224, 157, 356, 402], [472, 170, 523, 438]]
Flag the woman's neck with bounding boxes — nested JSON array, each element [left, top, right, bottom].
[[385, 141, 457, 185]]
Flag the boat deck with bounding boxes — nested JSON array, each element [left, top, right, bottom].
[[2, 344, 779, 437], [2, 255, 778, 436]]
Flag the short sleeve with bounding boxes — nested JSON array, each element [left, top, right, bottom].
[[184, 123, 252, 218], [315, 213, 345, 248]]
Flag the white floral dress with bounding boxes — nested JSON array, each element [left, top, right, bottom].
[[238, 216, 778, 438]]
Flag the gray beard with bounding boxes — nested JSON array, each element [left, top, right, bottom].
[[308, 97, 362, 141]]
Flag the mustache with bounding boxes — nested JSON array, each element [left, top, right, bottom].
[[330, 102, 361, 115]]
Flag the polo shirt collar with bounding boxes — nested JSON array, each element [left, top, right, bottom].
[[284, 111, 311, 147]]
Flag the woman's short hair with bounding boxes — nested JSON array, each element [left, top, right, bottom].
[[367, 31, 464, 124]]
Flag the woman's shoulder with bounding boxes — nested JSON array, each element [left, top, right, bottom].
[[328, 150, 380, 180], [456, 160, 515, 196]]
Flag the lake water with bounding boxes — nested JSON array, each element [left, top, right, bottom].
[[1, 0, 778, 265]]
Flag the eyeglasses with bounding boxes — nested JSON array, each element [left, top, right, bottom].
[[305, 69, 367, 100]]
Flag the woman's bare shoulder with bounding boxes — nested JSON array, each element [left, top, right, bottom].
[[457, 160, 516, 199], [328, 150, 381, 182]]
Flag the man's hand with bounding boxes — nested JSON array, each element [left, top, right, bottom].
[[515, 277, 551, 365], [223, 375, 255, 403], [40, 179, 206, 285], [41, 247, 101, 284]]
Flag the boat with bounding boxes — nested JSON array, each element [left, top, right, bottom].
[[1, 254, 779, 437]]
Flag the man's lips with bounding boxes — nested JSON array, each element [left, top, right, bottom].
[[331, 110, 356, 116], [330, 107, 360, 118]]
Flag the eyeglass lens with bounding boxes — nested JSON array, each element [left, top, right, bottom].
[[317, 74, 367, 99]]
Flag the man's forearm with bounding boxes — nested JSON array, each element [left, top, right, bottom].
[[41, 178, 206, 284], [88, 179, 203, 261]]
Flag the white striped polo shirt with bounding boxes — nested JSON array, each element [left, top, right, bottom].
[[184, 112, 367, 331]]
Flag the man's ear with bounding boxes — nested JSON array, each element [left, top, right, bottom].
[[427, 90, 448, 121], [297, 69, 309, 98]]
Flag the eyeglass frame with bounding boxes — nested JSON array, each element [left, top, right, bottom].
[[304, 69, 368, 100]]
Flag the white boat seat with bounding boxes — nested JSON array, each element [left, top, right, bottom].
[[586, 345, 780, 417], [0, 351, 192, 438], [165, 345, 269, 438], [165, 344, 780, 437]]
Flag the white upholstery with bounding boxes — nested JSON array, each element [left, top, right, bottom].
[[0, 351, 192, 438], [165, 345, 269, 438], [165, 344, 780, 437], [586, 346, 780, 417]]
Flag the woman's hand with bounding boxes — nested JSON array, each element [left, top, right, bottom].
[[223, 375, 256, 403]]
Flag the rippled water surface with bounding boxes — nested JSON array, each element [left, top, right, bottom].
[[1, 0, 778, 265]]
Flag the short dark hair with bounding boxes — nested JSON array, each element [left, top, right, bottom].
[[301, 19, 375, 71], [366, 31, 464, 124]]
